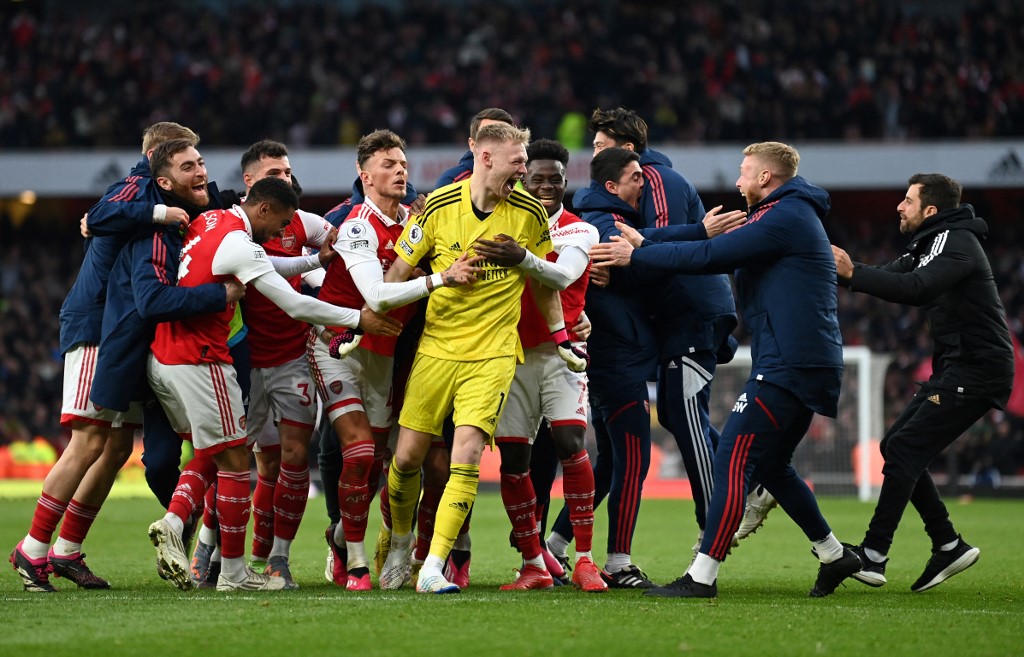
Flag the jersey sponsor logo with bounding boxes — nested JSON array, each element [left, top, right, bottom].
[[732, 392, 748, 414], [399, 240, 414, 256], [408, 224, 424, 244], [478, 267, 510, 282], [349, 239, 370, 250], [536, 228, 550, 247], [329, 380, 343, 395], [345, 222, 366, 239]]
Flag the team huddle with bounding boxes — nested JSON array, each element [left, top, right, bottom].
[[10, 106, 1014, 598]]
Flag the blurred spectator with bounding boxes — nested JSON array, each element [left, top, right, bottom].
[[2, 0, 1023, 149]]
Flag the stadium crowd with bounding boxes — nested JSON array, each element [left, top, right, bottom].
[[2, 0, 1023, 148]]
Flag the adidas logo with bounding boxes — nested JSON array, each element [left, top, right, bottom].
[[449, 501, 471, 512], [988, 149, 1024, 182], [450, 241, 462, 252], [732, 392, 748, 414], [927, 394, 941, 405], [385, 239, 394, 251]]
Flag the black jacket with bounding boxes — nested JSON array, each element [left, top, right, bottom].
[[843, 204, 1014, 407]]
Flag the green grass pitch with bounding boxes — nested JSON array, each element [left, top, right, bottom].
[[1, 487, 1021, 657]]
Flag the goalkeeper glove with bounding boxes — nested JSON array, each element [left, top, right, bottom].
[[328, 328, 364, 359], [551, 327, 589, 373]]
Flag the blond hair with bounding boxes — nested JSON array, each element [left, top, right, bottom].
[[474, 122, 531, 150], [742, 141, 799, 179], [142, 122, 199, 155]]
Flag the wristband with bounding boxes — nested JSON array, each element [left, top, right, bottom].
[[551, 328, 571, 344], [427, 272, 443, 292]]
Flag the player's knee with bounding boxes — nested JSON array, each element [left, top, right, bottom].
[[281, 442, 308, 466], [551, 427, 585, 460], [497, 442, 530, 474]]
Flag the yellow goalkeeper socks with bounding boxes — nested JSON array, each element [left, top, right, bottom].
[[387, 458, 421, 536], [429, 464, 479, 561]]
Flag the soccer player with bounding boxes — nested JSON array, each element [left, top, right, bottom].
[[145, 177, 401, 591], [590, 141, 861, 598], [315, 168, 422, 586], [9, 122, 199, 593], [231, 140, 336, 587], [311, 129, 479, 590], [833, 174, 1014, 592], [472, 138, 605, 592], [586, 107, 742, 560], [415, 106, 516, 585], [379, 123, 585, 593]]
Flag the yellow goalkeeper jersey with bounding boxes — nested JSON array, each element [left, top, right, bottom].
[[396, 180, 551, 362]]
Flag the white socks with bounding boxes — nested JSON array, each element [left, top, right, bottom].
[[688, 553, 720, 585], [21, 535, 49, 560], [51, 537, 81, 557], [812, 533, 844, 563], [269, 538, 292, 560], [604, 552, 630, 573], [198, 522, 217, 546], [546, 531, 570, 558], [864, 547, 887, 563]]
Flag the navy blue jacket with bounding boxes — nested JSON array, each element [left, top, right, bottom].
[[573, 183, 658, 390], [435, 150, 474, 188], [631, 176, 843, 417], [91, 219, 226, 411], [59, 158, 162, 354], [634, 148, 738, 362]]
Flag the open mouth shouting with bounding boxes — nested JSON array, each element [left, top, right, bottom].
[[502, 175, 521, 197]]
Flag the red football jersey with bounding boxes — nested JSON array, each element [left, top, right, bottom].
[[245, 210, 332, 368], [518, 208, 598, 349], [152, 206, 275, 365], [317, 202, 417, 357]]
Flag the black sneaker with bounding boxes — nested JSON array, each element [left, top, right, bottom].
[[910, 536, 980, 593], [10, 542, 57, 593], [644, 573, 717, 598], [809, 546, 861, 597], [601, 564, 656, 589], [845, 544, 887, 588], [48, 550, 110, 589]]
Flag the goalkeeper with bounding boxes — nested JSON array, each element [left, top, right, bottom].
[[379, 123, 584, 594]]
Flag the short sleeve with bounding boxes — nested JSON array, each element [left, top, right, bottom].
[[395, 216, 433, 266], [335, 216, 382, 269]]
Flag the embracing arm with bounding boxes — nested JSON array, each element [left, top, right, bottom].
[[251, 271, 361, 328], [845, 234, 977, 306], [133, 234, 228, 322], [269, 253, 322, 278]]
